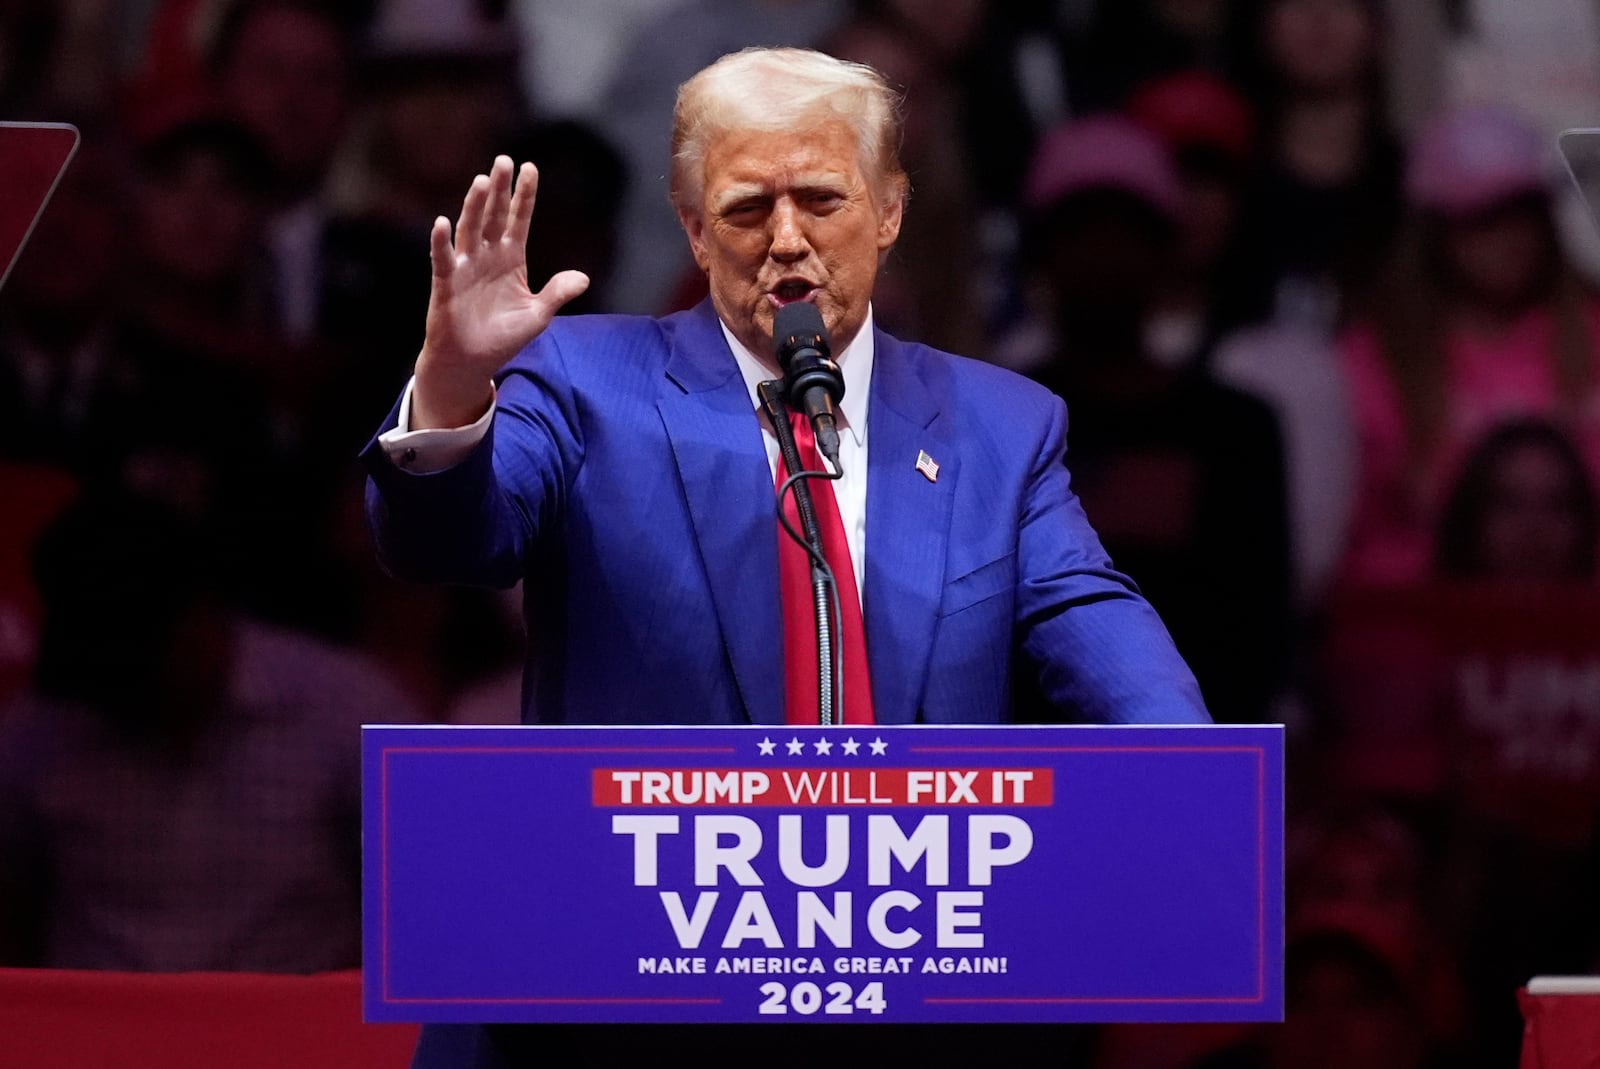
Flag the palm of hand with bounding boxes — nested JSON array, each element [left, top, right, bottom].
[[427, 250, 545, 373], [415, 157, 590, 422]]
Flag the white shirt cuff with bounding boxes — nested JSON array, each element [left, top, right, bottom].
[[377, 377, 495, 474]]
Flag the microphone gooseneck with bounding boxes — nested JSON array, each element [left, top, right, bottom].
[[759, 380, 842, 727]]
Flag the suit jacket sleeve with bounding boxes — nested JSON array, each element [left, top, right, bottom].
[[1016, 394, 1211, 725], [360, 330, 584, 589]]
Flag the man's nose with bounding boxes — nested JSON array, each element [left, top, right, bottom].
[[768, 200, 809, 262]]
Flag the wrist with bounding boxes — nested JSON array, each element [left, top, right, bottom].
[[413, 358, 494, 431]]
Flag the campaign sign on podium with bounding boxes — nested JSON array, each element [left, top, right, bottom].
[[363, 724, 1283, 1024]]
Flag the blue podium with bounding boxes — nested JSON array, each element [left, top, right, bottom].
[[363, 724, 1282, 1024]]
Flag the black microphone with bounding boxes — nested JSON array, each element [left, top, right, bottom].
[[773, 301, 844, 469]]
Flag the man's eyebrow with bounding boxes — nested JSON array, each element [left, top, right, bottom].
[[710, 184, 768, 212]]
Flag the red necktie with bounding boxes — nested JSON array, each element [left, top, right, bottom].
[[776, 413, 876, 724]]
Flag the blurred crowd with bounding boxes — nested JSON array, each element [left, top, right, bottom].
[[3, 0, 1600, 1065]]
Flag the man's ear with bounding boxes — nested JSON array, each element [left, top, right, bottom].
[[679, 207, 711, 272], [876, 175, 907, 252]]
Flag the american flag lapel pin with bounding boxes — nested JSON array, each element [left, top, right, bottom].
[[915, 449, 939, 483]]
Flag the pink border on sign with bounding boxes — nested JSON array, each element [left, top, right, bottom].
[[382, 997, 722, 1005], [379, 742, 1271, 1009]]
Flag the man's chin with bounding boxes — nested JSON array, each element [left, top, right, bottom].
[[726, 299, 850, 361]]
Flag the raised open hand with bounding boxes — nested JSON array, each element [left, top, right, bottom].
[[412, 156, 590, 429]]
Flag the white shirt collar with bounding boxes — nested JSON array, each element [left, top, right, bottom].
[[719, 306, 874, 447]]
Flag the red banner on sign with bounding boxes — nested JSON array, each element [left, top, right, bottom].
[[592, 768, 1055, 807]]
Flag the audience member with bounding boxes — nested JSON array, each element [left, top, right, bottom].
[[1435, 419, 1600, 582], [1130, 68, 1362, 603], [119, 109, 367, 631], [1427, 0, 1600, 282], [1202, 807, 1456, 1064], [313, 0, 523, 437], [1228, 0, 1402, 333], [0, 493, 417, 971], [1193, 925, 1438, 1069], [1426, 426, 1600, 1066], [1023, 116, 1292, 724], [1290, 806, 1466, 1040], [1128, 69, 1258, 366], [358, 0, 523, 232], [123, 111, 280, 384], [941, 0, 1075, 213], [1340, 106, 1600, 585], [210, 0, 362, 345]]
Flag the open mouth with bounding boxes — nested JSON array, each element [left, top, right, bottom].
[[769, 280, 818, 306]]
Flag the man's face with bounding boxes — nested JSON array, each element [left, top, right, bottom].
[[680, 119, 902, 363], [219, 7, 350, 190]]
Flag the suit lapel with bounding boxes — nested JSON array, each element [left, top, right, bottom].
[[864, 331, 958, 724], [657, 302, 785, 726]]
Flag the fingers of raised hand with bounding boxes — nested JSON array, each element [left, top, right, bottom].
[[480, 156, 515, 244], [507, 161, 538, 247], [429, 216, 455, 281], [455, 172, 490, 252], [532, 269, 591, 321], [452, 158, 535, 259]]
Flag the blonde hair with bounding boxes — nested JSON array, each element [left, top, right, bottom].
[[669, 47, 906, 214]]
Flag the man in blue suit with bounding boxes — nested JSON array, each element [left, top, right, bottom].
[[365, 46, 1206, 730], [364, 46, 1207, 1065]]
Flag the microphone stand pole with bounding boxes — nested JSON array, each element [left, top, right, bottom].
[[758, 379, 837, 726]]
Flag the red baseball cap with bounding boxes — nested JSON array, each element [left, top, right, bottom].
[[1128, 70, 1255, 164]]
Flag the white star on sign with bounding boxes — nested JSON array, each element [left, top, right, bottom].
[[757, 737, 776, 756], [813, 738, 833, 755], [786, 737, 806, 755], [840, 737, 861, 755], [869, 737, 888, 756]]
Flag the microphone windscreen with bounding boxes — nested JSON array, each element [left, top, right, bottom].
[[774, 301, 830, 368]]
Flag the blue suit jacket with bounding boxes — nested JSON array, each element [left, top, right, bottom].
[[362, 299, 1207, 727]]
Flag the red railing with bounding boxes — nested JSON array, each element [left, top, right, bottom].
[[0, 968, 417, 1069]]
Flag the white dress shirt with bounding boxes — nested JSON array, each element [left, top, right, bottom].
[[377, 308, 875, 599]]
